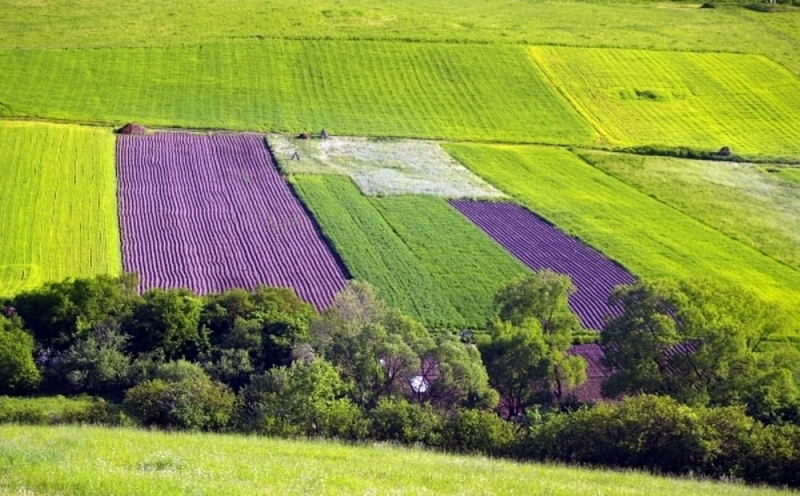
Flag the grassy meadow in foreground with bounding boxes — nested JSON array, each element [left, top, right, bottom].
[[579, 151, 800, 271], [530, 47, 800, 159], [0, 121, 121, 296], [445, 143, 800, 333], [292, 175, 526, 328], [0, 39, 592, 144], [0, 424, 791, 496]]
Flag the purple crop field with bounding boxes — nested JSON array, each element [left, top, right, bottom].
[[450, 200, 635, 330], [117, 132, 348, 309]]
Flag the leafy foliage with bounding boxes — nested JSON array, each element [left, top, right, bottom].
[[0, 315, 40, 394]]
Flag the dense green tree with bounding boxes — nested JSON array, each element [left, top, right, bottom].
[[239, 357, 367, 439], [46, 326, 132, 395], [482, 271, 586, 414], [124, 289, 205, 359], [201, 286, 315, 370], [311, 281, 434, 410], [0, 315, 40, 394], [12, 274, 139, 350], [601, 279, 798, 416]]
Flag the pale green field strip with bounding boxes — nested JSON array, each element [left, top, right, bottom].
[[444, 144, 800, 333], [291, 174, 526, 328], [530, 47, 800, 159], [0, 121, 121, 296], [270, 134, 504, 198], [0, 39, 593, 145], [579, 151, 800, 272], [1, 0, 799, 76], [774, 167, 800, 186], [0, 425, 789, 496]]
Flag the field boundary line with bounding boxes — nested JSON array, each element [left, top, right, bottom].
[[571, 150, 800, 278], [527, 48, 612, 147]]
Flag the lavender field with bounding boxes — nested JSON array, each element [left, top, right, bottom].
[[450, 200, 635, 330], [116, 132, 348, 309]]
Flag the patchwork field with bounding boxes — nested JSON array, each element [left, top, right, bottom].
[[579, 151, 800, 271], [0, 39, 593, 144], [445, 143, 800, 333], [271, 134, 503, 198], [116, 132, 347, 309], [531, 47, 800, 159], [291, 175, 526, 327], [451, 200, 635, 331], [0, 121, 120, 296]]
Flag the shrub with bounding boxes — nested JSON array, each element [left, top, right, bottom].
[[441, 409, 517, 456], [369, 397, 444, 447]]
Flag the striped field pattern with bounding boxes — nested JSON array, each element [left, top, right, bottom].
[[0, 121, 120, 296], [450, 200, 635, 330], [530, 47, 800, 158], [116, 132, 347, 309]]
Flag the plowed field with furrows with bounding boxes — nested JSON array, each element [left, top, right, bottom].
[[450, 200, 635, 330], [116, 132, 347, 309]]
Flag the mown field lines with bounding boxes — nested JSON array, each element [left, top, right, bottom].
[[445, 144, 800, 333], [530, 47, 800, 158], [451, 201, 635, 330], [580, 151, 800, 272], [116, 133, 347, 309], [291, 175, 526, 328], [0, 121, 120, 295], [0, 39, 593, 144]]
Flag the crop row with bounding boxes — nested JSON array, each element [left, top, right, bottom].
[[445, 143, 800, 332], [116, 132, 347, 309], [0, 121, 120, 296], [291, 174, 526, 328], [451, 200, 635, 330]]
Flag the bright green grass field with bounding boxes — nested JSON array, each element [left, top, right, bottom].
[[530, 47, 800, 159], [444, 144, 800, 334], [0, 39, 593, 144], [0, 425, 790, 496], [291, 175, 526, 328], [773, 167, 800, 186], [579, 151, 800, 272], [1, 0, 799, 79], [0, 121, 120, 296]]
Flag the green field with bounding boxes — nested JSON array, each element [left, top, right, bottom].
[[0, 424, 789, 496], [0, 39, 592, 144], [444, 143, 800, 333], [773, 167, 800, 186], [291, 175, 525, 328], [0, 121, 120, 296], [579, 151, 800, 271], [531, 47, 800, 159], [1, 0, 799, 77]]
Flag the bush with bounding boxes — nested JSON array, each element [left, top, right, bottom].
[[123, 375, 235, 431], [0, 315, 41, 394], [369, 398, 444, 447], [441, 409, 517, 456]]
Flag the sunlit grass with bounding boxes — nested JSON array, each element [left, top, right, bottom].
[[0, 425, 791, 495]]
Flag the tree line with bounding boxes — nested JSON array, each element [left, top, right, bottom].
[[1, 271, 799, 487]]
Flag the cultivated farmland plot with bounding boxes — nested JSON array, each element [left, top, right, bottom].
[[116, 132, 347, 309], [446, 143, 800, 333], [531, 47, 800, 159], [0, 121, 120, 296], [0, 39, 593, 145], [451, 200, 635, 330], [270, 134, 504, 198]]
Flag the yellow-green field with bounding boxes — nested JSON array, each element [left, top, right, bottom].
[[0, 425, 790, 496], [444, 143, 800, 334], [531, 47, 800, 158], [580, 151, 800, 272], [0, 121, 120, 295], [0, 39, 593, 144]]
